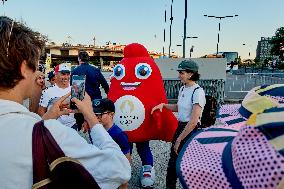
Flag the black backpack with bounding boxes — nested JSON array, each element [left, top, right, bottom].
[[200, 95, 217, 128], [184, 86, 217, 128], [32, 121, 100, 189]]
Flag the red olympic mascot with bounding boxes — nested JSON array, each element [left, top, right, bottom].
[[108, 43, 178, 142]]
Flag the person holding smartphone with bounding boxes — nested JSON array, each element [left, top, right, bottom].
[[38, 63, 76, 128], [71, 50, 109, 100], [0, 16, 131, 189]]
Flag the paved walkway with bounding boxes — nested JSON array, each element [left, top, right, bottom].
[[129, 140, 183, 189]]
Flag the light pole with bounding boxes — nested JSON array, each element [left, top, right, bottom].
[[163, 7, 166, 57], [242, 43, 251, 58], [204, 14, 238, 55], [182, 0, 188, 58], [169, 0, 174, 58], [176, 44, 182, 57], [187, 36, 198, 57], [179, 36, 198, 58]]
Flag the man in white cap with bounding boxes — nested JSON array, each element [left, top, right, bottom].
[[38, 63, 76, 128]]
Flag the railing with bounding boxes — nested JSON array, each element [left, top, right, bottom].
[[163, 79, 225, 106]]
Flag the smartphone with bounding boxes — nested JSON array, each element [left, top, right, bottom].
[[70, 75, 86, 109]]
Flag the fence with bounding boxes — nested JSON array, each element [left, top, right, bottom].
[[163, 79, 225, 106]]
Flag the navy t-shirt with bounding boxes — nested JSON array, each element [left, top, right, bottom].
[[71, 63, 109, 100], [108, 124, 130, 155]]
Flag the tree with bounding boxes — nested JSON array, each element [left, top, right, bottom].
[[270, 27, 284, 60]]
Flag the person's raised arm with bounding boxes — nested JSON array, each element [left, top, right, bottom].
[[42, 92, 72, 120], [71, 93, 98, 128], [38, 106, 47, 116], [67, 93, 131, 187]]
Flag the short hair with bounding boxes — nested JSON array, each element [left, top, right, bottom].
[[185, 70, 200, 81], [78, 51, 89, 62], [0, 16, 45, 89]]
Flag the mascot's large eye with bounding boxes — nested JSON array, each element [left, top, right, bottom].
[[113, 64, 125, 80], [135, 63, 152, 79]]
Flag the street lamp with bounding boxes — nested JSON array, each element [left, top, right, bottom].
[[242, 43, 251, 58], [169, 0, 174, 58], [204, 14, 238, 55], [179, 36, 198, 58], [187, 36, 198, 57], [182, 0, 188, 58]]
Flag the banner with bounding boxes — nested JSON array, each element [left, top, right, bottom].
[[45, 53, 52, 74]]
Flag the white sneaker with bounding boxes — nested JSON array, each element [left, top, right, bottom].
[[140, 165, 155, 188]]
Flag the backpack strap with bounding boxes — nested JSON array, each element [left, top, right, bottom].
[[32, 121, 100, 189], [191, 87, 201, 104], [32, 121, 52, 188], [180, 85, 185, 93], [32, 120, 66, 188]]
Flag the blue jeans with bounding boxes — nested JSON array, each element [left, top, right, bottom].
[[130, 141, 153, 166]]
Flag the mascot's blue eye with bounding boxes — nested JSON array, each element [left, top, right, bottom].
[[135, 63, 152, 79], [113, 64, 125, 80]]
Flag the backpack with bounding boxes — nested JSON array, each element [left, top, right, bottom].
[[32, 121, 100, 189], [186, 86, 217, 128], [200, 95, 217, 128]]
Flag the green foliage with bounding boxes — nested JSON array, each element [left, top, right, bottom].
[[270, 27, 284, 60], [254, 57, 260, 64], [277, 61, 284, 70]]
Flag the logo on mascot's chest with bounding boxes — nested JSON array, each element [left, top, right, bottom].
[[114, 95, 145, 131]]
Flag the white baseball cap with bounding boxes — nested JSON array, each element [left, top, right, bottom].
[[54, 63, 71, 73]]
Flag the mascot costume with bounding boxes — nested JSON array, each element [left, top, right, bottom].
[[108, 43, 178, 188]]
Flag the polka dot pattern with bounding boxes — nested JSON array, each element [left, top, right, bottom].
[[179, 139, 232, 189], [218, 104, 242, 116], [232, 126, 284, 189], [178, 125, 284, 189], [267, 95, 284, 104]]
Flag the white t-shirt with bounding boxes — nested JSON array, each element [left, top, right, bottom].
[[39, 84, 76, 127], [177, 84, 206, 122]]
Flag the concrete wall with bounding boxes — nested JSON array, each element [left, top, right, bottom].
[[69, 49, 78, 55], [154, 58, 226, 80], [50, 49, 61, 55]]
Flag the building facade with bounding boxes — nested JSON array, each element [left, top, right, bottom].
[[44, 43, 164, 68], [256, 37, 272, 61]]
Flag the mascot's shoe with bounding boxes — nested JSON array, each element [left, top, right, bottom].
[[140, 165, 155, 188]]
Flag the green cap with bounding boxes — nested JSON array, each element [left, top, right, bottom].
[[177, 59, 199, 72]]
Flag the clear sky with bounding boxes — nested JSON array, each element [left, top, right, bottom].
[[1, 0, 283, 59]]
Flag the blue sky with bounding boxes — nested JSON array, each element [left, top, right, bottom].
[[1, 0, 283, 59]]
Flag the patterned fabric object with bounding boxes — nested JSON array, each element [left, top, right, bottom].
[[217, 84, 284, 128], [177, 84, 284, 189], [177, 127, 239, 189]]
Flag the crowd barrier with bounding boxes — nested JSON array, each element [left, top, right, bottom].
[[163, 79, 225, 106]]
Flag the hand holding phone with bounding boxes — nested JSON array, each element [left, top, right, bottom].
[[70, 75, 86, 109], [71, 92, 99, 128]]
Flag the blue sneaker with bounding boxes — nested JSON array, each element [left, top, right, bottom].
[[140, 165, 155, 188]]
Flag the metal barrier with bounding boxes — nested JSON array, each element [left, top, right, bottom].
[[163, 79, 225, 106]]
